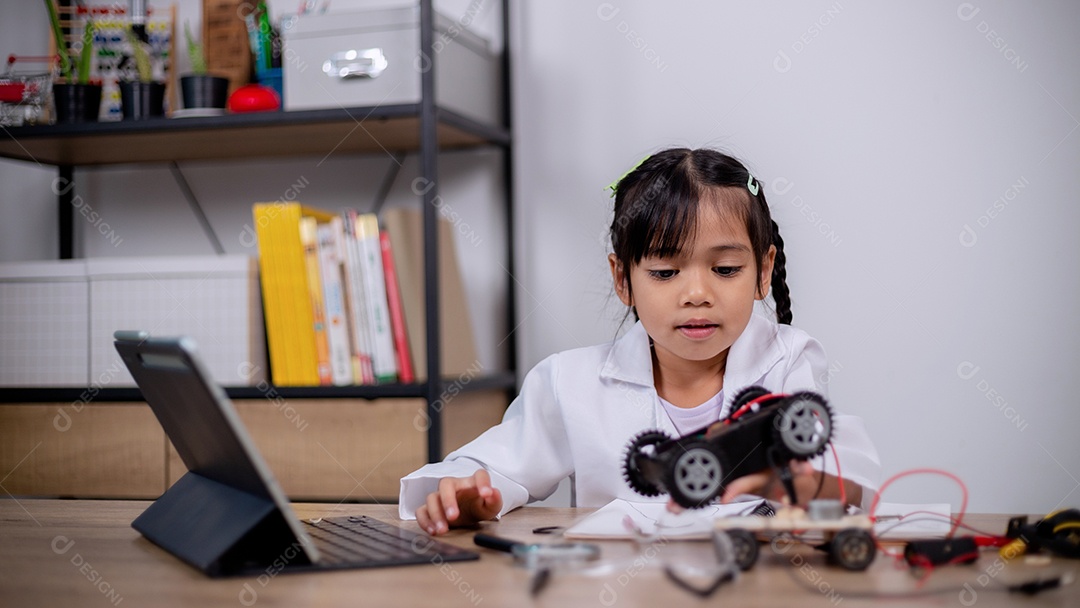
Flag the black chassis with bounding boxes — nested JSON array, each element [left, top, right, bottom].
[[623, 386, 834, 509]]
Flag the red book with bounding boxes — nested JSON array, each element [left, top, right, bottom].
[[380, 230, 414, 384]]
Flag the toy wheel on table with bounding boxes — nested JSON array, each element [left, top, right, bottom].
[[665, 441, 726, 509], [775, 393, 832, 459], [830, 528, 876, 571], [622, 430, 671, 497], [724, 528, 760, 571]]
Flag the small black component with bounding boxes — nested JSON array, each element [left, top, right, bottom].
[[904, 537, 980, 567]]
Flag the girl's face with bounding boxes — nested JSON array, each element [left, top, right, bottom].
[[610, 196, 775, 373]]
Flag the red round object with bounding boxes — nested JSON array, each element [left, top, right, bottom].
[[227, 84, 280, 113]]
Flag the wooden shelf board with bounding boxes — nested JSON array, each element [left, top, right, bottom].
[[0, 105, 508, 166], [0, 371, 516, 403]]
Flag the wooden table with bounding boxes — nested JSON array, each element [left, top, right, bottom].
[[1, 499, 1075, 607]]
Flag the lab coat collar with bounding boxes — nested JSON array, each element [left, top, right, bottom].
[[599, 315, 784, 399], [599, 321, 654, 387]]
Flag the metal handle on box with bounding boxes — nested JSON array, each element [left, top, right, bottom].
[[323, 48, 388, 80]]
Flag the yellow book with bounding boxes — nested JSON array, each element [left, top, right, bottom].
[[300, 216, 333, 385], [277, 205, 313, 385], [251, 202, 336, 386], [252, 204, 290, 384]]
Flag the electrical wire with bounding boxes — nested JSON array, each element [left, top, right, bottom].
[[828, 441, 846, 507]]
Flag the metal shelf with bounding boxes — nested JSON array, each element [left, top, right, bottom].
[[0, 0, 517, 463]]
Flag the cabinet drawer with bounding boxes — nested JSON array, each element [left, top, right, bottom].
[[0, 403, 166, 498]]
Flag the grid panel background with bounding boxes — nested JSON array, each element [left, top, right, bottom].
[[89, 275, 265, 387], [0, 281, 90, 387]]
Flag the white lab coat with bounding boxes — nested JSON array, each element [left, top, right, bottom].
[[399, 314, 881, 519]]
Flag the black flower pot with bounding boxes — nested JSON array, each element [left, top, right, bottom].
[[119, 81, 166, 120], [180, 75, 229, 110], [53, 83, 102, 123]]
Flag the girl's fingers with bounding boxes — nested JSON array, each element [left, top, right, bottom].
[[721, 471, 771, 503], [416, 505, 432, 532], [438, 477, 465, 522], [424, 490, 449, 535], [472, 468, 493, 496]]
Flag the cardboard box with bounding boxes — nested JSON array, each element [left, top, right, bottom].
[[282, 6, 502, 125], [0, 260, 89, 387], [87, 255, 267, 388]]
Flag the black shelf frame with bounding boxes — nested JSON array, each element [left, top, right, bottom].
[[0, 0, 517, 463], [0, 371, 518, 404]]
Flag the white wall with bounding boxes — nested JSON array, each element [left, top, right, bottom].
[[512, 1, 1080, 513], [2, 1, 1077, 513]]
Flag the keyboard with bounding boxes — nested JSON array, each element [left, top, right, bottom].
[[302, 515, 479, 568]]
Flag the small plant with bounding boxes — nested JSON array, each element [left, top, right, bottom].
[[127, 29, 154, 83], [43, 0, 96, 84], [185, 22, 208, 76]]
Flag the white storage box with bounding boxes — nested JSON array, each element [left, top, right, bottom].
[[86, 256, 267, 388], [282, 6, 502, 125], [0, 260, 89, 387]]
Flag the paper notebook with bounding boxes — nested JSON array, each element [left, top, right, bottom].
[[564, 499, 953, 541], [564, 499, 769, 540]]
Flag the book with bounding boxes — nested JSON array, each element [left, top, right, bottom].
[[252, 203, 336, 386], [355, 214, 398, 383], [317, 218, 354, 386], [380, 208, 478, 380], [341, 210, 376, 384], [252, 204, 288, 384], [299, 216, 332, 385], [380, 229, 414, 384]]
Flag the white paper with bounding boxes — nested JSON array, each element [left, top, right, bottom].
[[564, 498, 770, 540], [565, 499, 954, 541], [871, 502, 953, 540]]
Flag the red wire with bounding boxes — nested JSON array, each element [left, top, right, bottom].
[[724, 393, 781, 424], [866, 468, 972, 567], [869, 468, 969, 538], [829, 441, 846, 506]]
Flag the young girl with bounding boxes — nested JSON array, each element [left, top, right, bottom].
[[400, 148, 880, 535]]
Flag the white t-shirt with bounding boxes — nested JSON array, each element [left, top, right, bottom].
[[659, 390, 724, 436]]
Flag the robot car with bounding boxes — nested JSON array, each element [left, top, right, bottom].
[[622, 385, 834, 510]]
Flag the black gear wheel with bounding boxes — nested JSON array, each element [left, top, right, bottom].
[[623, 430, 671, 497], [664, 441, 727, 509], [730, 385, 770, 414], [773, 392, 833, 460]]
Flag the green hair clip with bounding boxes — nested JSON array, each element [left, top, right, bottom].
[[607, 155, 650, 197], [747, 174, 759, 196]]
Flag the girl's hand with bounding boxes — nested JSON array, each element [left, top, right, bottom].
[[415, 469, 503, 536], [718, 460, 818, 505]]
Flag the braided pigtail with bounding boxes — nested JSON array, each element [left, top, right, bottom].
[[770, 219, 793, 325]]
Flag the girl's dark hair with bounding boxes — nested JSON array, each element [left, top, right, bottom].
[[609, 148, 793, 324]]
